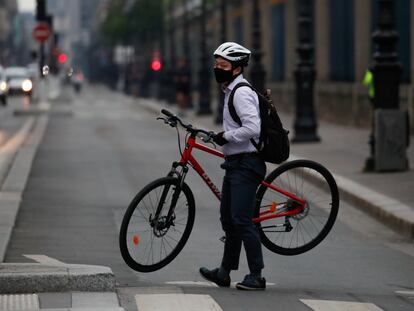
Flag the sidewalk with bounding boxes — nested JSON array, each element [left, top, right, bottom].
[[137, 96, 414, 240], [0, 81, 123, 310]]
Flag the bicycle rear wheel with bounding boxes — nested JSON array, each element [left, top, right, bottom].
[[119, 177, 195, 272], [256, 160, 339, 255]]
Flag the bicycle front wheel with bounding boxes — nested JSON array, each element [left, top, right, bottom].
[[119, 177, 195, 272], [256, 160, 339, 255]]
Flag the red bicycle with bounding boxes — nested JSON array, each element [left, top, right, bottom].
[[119, 109, 339, 272]]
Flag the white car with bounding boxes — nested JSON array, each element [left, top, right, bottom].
[[5, 67, 33, 97], [0, 66, 7, 105]]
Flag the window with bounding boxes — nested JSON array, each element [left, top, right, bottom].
[[271, 3, 285, 81], [329, 0, 355, 81]]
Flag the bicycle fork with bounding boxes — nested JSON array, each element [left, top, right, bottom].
[[150, 162, 188, 234]]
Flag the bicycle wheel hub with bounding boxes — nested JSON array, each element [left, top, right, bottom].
[[152, 215, 174, 237], [292, 202, 309, 220]]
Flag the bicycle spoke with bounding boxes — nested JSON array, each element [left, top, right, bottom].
[[257, 161, 338, 255]]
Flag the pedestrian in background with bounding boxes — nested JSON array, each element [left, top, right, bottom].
[[174, 58, 190, 117], [199, 42, 267, 290]]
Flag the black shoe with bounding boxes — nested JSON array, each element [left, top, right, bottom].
[[199, 267, 231, 287], [236, 274, 266, 290]]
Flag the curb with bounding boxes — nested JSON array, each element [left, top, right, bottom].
[[137, 97, 414, 240], [331, 174, 414, 240], [286, 155, 414, 240], [0, 263, 115, 294]]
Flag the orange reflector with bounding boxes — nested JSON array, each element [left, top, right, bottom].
[[133, 235, 139, 246], [270, 202, 277, 212]]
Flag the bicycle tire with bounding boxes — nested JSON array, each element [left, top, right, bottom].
[[119, 177, 195, 272], [256, 160, 339, 255]]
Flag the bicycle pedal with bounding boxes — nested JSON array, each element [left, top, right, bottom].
[[219, 236, 226, 243]]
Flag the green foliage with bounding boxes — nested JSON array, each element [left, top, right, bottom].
[[101, 0, 164, 46], [101, 0, 218, 46], [101, 0, 129, 45]]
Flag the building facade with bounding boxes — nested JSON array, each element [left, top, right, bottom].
[[167, 0, 413, 131], [0, 0, 18, 65], [47, 0, 104, 72]]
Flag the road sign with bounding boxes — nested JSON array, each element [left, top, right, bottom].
[[33, 23, 51, 43]]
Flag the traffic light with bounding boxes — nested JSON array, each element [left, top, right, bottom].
[[151, 59, 162, 72], [58, 53, 68, 64], [36, 0, 47, 21]]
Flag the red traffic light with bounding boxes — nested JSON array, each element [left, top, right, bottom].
[[58, 53, 68, 64], [151, 60, 162, 72]]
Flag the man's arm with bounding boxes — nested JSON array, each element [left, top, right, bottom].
[[223, 87, 261, 143]]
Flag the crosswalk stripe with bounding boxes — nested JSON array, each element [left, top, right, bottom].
[[165, 281, 219, 287], [0, 294, 39, 311], [165, 281, 276, 287], [135, 294, 223, 311], [300, 299, 384, 311]]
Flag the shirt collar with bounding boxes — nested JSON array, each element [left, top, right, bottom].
[[224, 74, 244, 93]]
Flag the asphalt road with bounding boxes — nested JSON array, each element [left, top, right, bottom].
[[5, 85, 414, 311]]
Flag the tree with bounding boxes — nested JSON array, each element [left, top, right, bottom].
[[101, 0, 164, 47]]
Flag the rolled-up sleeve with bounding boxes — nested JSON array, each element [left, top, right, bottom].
[[223, 86, 261, 143]]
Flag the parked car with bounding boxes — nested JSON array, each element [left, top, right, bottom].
[[5, 67, 33, 97], [0, 66, 8, 106]]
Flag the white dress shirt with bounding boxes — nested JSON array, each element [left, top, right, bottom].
[[222, 74, 261, 156]]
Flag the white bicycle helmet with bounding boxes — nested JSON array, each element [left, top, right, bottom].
[[213, 42, 251, 65]]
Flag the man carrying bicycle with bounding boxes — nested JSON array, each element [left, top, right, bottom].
[[199, 42, 267, 290]]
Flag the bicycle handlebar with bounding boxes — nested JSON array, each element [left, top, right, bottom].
[[161, 109, 174, 118], [160, 109, 213, 139]]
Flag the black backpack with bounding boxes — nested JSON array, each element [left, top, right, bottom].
[[228, 82, 290, 164]]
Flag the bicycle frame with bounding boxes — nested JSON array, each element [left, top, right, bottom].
[[174, 135, 306, 224]]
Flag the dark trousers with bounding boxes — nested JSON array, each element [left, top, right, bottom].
[[220, 155, 266, 273]]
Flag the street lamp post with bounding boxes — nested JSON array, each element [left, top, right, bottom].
[[197, 0, 212, 115], [182, 0, 193, 108], [159, 1, 167, 101], [372, 0, 400, 110], [36, 0, 47, 78], [168, 1, 177, 104], [249, 0, 266, 94], [215, 0, 227, 124], [292, 0, 320, 143], [365, 0, 403, 170]]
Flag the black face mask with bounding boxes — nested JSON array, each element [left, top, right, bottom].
[[214, 68, 235, 84]]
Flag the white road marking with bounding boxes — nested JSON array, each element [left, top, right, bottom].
[[23, 254, 66, 265], [165, 281, 218, 287], [395, 290, 414, 297], [165, 281, 276, 287], [135, 294, 223, 311], [300, 299, 384, 311], [0, 294, 39, 311]]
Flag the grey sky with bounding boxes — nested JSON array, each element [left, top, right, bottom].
[[18, 0, 35, 12]]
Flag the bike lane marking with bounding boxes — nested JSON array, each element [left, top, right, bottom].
[[135, 294, 222, 311], [300, 299, 384, 311]]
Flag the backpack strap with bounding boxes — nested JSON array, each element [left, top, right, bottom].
[[228, 82, 262, 152]]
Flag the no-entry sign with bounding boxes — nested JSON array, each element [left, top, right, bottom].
[[33, 23, 51, 43]]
